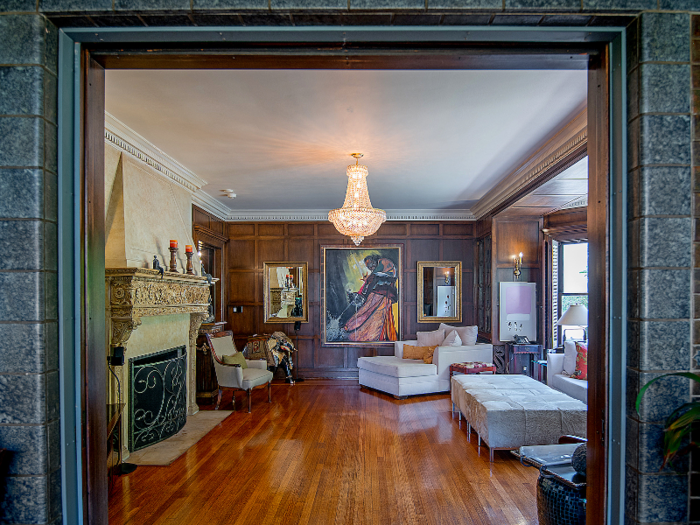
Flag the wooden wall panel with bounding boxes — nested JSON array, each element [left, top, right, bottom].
[[223, 221, 475, 379], [494, 219, 541, 267], [228, 240, 255, 269]]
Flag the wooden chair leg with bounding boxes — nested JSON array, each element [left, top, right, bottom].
[[231, 391, 235, 411], [247, 389, 252, 413], [215, 388, 222, 410], [268, 381, 272, 403]]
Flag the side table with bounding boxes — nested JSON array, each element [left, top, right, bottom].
[[449, 362, 496, 392], [506, 344, 543, 377], [535, 359, 548, 383]]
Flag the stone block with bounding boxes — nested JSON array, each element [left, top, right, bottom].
[[639, 166, 691, 217], [0, 424, 48, 475], [639, 217, 691, 268], [0, 323, 48, 374], [636, 371, 690, 423], [0, 475, 48, 524], [0, 15, 47, 66], [0, 220, 43, 270], [639, 63, 690, 115], [640, 115, 690, 166], [640, 12, 690, 64], [0, 169, 44, 219], [0, 0, 37, 11], [506, 0, 579, 10], [638, 421, 689, 473], [0, 373, 46, 424], [40, 0, 112, 12], [640, 268, 690, 320], [115, 0, 190, 10], [352, 0, 423, 8], [272, 0, 347, 8], [429, 0, 502, 8], [637, 472, 688, 522], [192, 0, 267, 8], [0, 272, 44, 321], [0, 117, 44, 168], [0, 67, 44, 116], [583, 0, 655, 10], [638, 320, 691, 371]]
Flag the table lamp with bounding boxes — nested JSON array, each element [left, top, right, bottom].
[[557, 304, 588, 342]]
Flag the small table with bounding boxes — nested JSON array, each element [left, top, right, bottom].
[[535, 359, 548, 383], [449, 362, 496, 391]]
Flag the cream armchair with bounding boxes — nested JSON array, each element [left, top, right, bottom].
[[206, 331, 273, 412]]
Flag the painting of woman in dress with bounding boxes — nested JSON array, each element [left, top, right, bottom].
[[322, 246, 401, 345]]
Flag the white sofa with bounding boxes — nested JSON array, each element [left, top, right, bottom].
[[357, 340, 493, 398], [547, 350, 587, 404]]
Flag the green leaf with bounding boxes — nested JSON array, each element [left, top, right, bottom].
[[667, 405, 700, 431], [635, 372, 700, 414]]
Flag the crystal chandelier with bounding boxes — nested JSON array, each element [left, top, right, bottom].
[[328, 153, 386, 246]]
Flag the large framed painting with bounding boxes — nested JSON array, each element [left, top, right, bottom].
[[321, 245, 402, 346], [499, 282, 537, 342]]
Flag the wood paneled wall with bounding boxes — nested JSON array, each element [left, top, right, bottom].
[[489, 217, 543, 345], [222, 221, 475, 379]]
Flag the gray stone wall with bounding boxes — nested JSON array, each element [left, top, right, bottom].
[[0, 12, 61, 525], [0, 1, 697, 524]]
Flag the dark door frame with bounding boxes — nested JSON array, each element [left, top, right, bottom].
[[56, 26, 626, 525]]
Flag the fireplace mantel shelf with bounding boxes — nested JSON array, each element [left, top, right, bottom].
[[106, 267, 213, 349]]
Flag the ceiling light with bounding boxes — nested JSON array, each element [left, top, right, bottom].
[[328, 153, 386, 246], [221, 189, 236, 199]]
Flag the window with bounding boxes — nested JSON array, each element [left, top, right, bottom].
[[557, 242, 588, 343]]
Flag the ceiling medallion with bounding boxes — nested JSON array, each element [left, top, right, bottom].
[[328, 153, 386, 246]]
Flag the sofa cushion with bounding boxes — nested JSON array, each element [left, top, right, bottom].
[[417, 329, 445, 347], [439, 324, 478, 346], [357, 356, 437, 378], [402, 344, 436, 360], [422, 346, 437, 364], [442, 331, 463, 346], [550, 373, 587, 404], [563, 341, 577, 376]]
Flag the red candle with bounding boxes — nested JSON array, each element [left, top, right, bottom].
[[170, 240, 178, 249], [185, 245, 193, 253]]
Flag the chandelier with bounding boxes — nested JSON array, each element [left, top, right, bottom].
[[328, 153, 386, 246]]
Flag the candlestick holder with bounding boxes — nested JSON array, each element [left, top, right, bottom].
[[169, 246, 178, 273], [185, 251, 194, 275]]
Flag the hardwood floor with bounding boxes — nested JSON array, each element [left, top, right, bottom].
[[109, 380, 538, 525]]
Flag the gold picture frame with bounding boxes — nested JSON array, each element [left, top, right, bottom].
[[263, 261, 309, 324], [417, 261, 462, 323]]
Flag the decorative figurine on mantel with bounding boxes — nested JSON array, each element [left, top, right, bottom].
[[152, 256, 164, 278], [169, 240, 179, 272]]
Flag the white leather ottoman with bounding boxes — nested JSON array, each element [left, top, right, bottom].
[[451, 375, 587, 461]]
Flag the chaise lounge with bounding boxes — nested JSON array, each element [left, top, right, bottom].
[[358, 338, 493, 398]]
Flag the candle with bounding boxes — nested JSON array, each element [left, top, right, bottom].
[[170, 240, 178, 249], [185, 245, 193, 253]]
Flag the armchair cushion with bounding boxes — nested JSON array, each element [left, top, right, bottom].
[[240, 368, 274, 390], [213, 335, 238, 357], [222, 353, 247, 368]]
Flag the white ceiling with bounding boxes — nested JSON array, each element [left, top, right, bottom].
[[105, 69, 587, 215]]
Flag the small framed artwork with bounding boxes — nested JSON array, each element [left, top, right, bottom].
[[499, 282, 537, 342], [321, 245, 402, 346]]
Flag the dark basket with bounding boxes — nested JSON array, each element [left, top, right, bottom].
[[537, 475, 586, 525]]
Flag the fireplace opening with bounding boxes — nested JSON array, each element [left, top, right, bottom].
[[129, 345, 187, 452]]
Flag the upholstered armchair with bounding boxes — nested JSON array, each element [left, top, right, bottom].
[[205, 331, 273, 412]]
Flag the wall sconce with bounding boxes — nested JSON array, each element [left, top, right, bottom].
[[444, 270, 450, 285], [513, 252, 523, 280]]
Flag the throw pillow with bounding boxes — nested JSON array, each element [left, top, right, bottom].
[[439, 324, 478, 346], [402, 345, 435, 361], [222, 352, 248, 368], [416, 329, 446, 347], [562, 340, 577, 376], [422, 346, 438, 364], [442, 330, 463, 346], [573, 342, 588, 380]]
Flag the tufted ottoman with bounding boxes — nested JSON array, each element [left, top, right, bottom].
[[451, 375, 587, 461]]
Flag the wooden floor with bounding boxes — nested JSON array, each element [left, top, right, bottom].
[[109, 380, 538, 525]]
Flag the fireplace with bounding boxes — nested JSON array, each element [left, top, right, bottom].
[[129, 345, 188, 451]]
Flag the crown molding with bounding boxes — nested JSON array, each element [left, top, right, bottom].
[[224, 209, 474, 222], [471, 109, 587, 220], [557, 195, 588, 211], [105, 112, 208, 194], [192, 190, 232, 221]]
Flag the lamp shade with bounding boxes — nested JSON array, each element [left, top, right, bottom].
[[557, 304, 588, 327]]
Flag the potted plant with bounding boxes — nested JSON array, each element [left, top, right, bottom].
[[636, 372, 700, 469]]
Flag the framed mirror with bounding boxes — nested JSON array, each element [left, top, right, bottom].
[[263, 262, 309, 324], [417, 261, 462, 323]]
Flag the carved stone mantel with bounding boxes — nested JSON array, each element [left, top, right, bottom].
[[106, 268, 213, 416]]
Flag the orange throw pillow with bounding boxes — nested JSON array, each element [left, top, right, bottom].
[[422, 346, 437, 364], [402, 345, 436, 361], [573, 342, 588, 380]]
